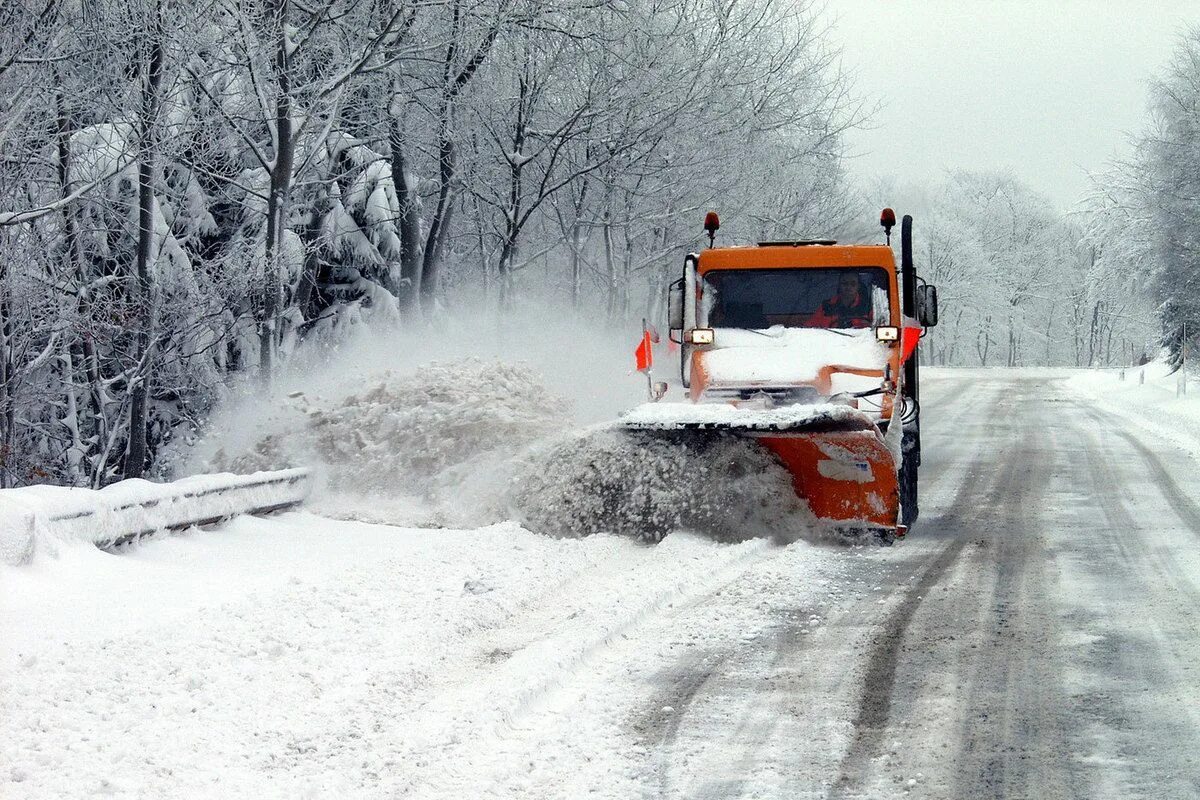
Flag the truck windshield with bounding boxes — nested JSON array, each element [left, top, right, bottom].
[[702, 267, 890, 329]]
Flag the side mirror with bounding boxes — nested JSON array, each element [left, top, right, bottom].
[[917, 284, 939, 327], [668, 279, 684, 331]]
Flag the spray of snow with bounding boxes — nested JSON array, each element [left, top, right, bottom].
[[504, 428, 817, 543]]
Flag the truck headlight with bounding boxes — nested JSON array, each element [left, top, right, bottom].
[[875, 326, 899, 342], [686, 328, 715, 345]]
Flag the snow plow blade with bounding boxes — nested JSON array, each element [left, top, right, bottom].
[[619, 403, 900, 540], [618, 404, 875, 434]]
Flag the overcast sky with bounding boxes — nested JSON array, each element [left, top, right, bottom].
[[828, 0, 1200, 211]]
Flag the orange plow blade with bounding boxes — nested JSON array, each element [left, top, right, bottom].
[[754, 430, 898, 533]]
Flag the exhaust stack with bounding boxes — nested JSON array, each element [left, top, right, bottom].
[[900, 215, 918, 406]]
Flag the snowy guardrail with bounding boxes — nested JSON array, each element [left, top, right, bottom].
[[0, 469, 311, 566]]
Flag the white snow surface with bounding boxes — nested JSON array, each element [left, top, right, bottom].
[[0, 512, 858, 799], [700, 327, 888, 386], [1064, 360, 1200, 460]]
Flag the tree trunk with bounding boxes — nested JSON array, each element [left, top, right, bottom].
[[419, 105, 456, 310], [569, 223, 584, 308], [977, 316, 991, 366], [602, 210, 616, 319], [619, 229, 633, 320], [0, 242, 11, 488], [60, 344, 85, 483], [124, 3, 165, 479], [1088, 302, 1101, 367], [261, 0, 293, 383], [389, 103, 423, 312], [496, 239, 515, 307], [1044, 305, 1054, 364], [474, 195, 490, 298], [56, 82, 110, 486], [568, 179, 590, 309]]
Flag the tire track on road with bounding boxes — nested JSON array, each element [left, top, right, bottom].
[[833, 381, 1083, 800], [950, 423, 1078, 800], [389, 537, 780, 799], [1089, 407, 1200, 537], [830, 384, 1016, 797], [1073, 404, 1200, 608]]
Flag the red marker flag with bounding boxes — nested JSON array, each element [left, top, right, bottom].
[[901, 325, 921, 362], [635, 330, 653, 372]]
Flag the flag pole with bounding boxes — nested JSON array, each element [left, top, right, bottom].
[[642, 318, 654, 401]]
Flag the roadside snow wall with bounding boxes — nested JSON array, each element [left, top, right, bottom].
[[0, 469, 310, 566]]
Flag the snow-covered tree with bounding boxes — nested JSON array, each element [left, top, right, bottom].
[[1080, 25, 1200, 367], [0, 0, 866, 486], [909, 171, 1086, 367]]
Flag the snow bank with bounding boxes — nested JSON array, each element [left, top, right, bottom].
[[0, 469, 310, 566], [1066, 360, 1200, 459]]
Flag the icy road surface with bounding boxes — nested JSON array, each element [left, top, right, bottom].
[[6, 370, 1200, 799]]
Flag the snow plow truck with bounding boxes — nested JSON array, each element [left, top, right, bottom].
[[622, 210, 938, 543]]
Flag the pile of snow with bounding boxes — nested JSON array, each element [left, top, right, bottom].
[[505, 429, 815, 543]]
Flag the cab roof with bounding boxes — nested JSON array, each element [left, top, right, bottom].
[[697, 243, 896, 273]]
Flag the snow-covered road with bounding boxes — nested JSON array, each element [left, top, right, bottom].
[[6, 370, 1200, 799]]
